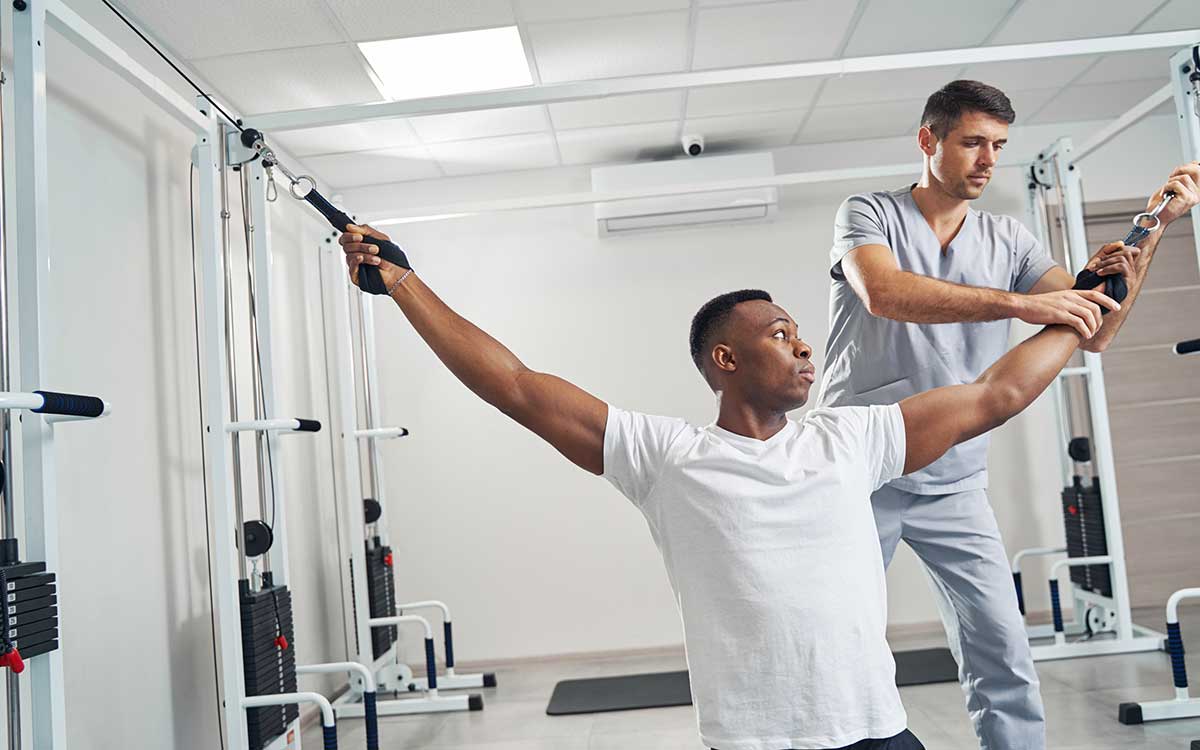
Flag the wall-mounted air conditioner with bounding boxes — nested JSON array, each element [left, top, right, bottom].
[[591, 152, 778, 236]]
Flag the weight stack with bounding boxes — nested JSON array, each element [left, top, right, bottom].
[[1061, 477, 1112, 598], [366, 541, 397, 660], [240, 575, 298, 750], [1, 561, 59, 660]]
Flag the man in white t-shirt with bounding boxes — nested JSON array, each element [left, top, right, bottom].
[[338, 225, 1121, 750]]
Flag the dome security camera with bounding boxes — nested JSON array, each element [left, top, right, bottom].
[[682, 134, 704, 157]]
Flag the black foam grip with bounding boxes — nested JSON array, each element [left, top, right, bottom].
[[323, 723, 337, 750], [443, 621, 455, 669], [1072, 269, 1127, 314], [424, 638, 438, 691], [305, 190, 411, 295], [1050, 580, 1063, 633], [1175, 338, 1200, 355], [363, 692, 379, 750], [31, 391, 104, 418], [1013, 572, 1025, 616], [294, 419, 321, 433]]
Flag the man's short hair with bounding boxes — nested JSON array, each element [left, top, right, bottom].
[[689, 289, 773, 378], [921, 80, 1015, 138]]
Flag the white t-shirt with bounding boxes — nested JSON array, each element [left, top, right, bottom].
[[603, 403, 909, 750]]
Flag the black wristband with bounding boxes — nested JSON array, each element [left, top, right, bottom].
[[1072, 268, 1127, 314]]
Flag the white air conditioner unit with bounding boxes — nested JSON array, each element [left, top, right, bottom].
[[591, 152, 778, 236]]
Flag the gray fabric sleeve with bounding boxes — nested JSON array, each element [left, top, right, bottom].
[[830, 194, 890, 281], [1011, 221, 1060, 294]]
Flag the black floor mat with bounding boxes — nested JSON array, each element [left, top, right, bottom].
[[546, 648, 958, 715]]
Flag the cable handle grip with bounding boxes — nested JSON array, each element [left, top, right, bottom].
[[294, 419, 322, 433], [304, 191, 411, 295], [31, 391, 105, 418]]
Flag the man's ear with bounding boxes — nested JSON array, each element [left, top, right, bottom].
[[918, 125, 937, 158], [712, 344, 736, 374]]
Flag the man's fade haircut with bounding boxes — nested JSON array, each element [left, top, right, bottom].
[[689, 289, 773, 381], [921, 80, 1015, 139]]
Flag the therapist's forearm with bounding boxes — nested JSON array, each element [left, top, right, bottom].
[[855, 269, 1020, 323]]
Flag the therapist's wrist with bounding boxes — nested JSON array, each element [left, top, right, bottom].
[[999, 291, 1026, 320]]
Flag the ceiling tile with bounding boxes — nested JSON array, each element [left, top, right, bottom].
[[410, 106, 549, 143], [526, 12, 690, 83], [960, 55, 1098, 94], [427, 133, 561, 175], [515, 0, 689, 23], [797, 98, 926, 144], [1027, 79, 1167, 125], [1076, 48, 1180, 85], [1137, 0, 1200, 32], [302, 146, 442, 189], [818, 65, 961, 107], [686, 78, 823, 118], [324, 0, 516, 42], [119, 0, 343, 59], [193, 44, 383, 115], [273, 120, 422, 157], [1003, 88, 1061, 122], [843, 0, 1015, 57], [556, 122, 680, 165], [988, 0, 1159, 45], [683, 110, 807, 149], [693, 0, 859, 70], [549, 92, 685, 130]]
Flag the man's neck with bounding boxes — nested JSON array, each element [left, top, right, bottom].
[[912, 172, 970, 246], [714, 395, 790, 441]]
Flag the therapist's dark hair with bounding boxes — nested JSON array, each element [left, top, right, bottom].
[[689, 289, 773, 377], [921, 80, 1015, 138]]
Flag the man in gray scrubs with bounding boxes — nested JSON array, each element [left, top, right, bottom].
[[818, 79, 1200, 749]]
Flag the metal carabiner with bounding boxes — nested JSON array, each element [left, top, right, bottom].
[[265, 166, 279, 203], [1123, 192, 1175, 246]]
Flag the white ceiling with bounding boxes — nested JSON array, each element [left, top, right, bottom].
[[112, 0, 1200, 189]]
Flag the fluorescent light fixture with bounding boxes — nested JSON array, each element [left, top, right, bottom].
[[359, 27, 533, 101]]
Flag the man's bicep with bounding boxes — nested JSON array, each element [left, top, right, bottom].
[[1026, 265, 1074, 295], [513, 371, 608, 475], [898, 385, 990, 474]]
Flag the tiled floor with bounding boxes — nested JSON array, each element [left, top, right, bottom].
[[305, 607, 1200, 749]]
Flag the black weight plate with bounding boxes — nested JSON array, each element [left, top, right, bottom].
[[5, 617, 57, 641], [0, 563, 46, 579], [6, 585, 54, 604], [7, 596, 55, 616], [12, 629, 58, 652], [3, 574, 54, 593], [5, 606, 55, 629], [19, 639, 57, 659]]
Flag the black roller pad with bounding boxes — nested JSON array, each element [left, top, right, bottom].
[[546, 649, 959, 715]]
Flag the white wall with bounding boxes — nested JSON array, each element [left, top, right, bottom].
[[344, 112, 1188, 662]]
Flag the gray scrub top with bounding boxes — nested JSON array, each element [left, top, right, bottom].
[[816, 186, 1058, 494]]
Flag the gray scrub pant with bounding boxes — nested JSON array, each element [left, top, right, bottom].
[[872, 484, 1045, 750]]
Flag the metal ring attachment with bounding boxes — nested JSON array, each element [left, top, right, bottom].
[[289, 174, 316, 200]]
